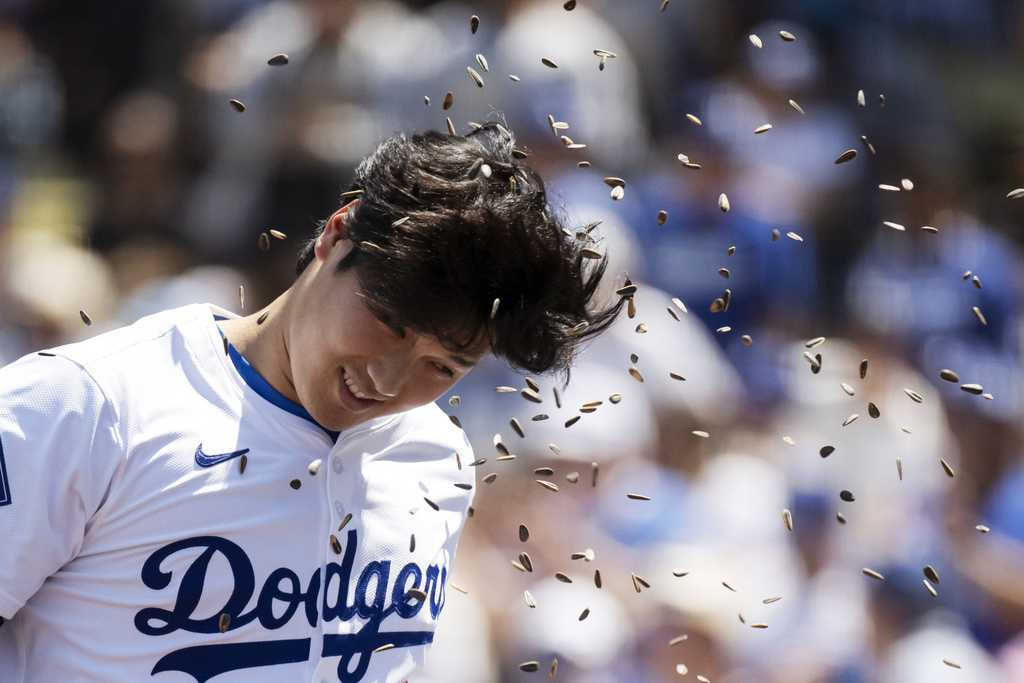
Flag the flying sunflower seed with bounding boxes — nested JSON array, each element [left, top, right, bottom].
[[883, 221, 905, 231], [924, 578, 938, 599], [80, 310, 92, 326], [879, 183, 901, 192], [860, 359, 869, 379], [976, 524, 990, 533], [782, 508, 793, 531], [519, 661, 540, 673], [466, 66, 484, 88], [330, 534, 342, 554], [779, 30, 796, 41], [940, 458, 955, 478], [541, 57, 558, 68], [554, 571, 572, 583], [939, 369, 960, 383], [834, 149, 857, 164], [536, 480, 559, 492], [1007, 188, 1024, 199], [692, 430, 710, 438], [942, 659, 961, 669], [741, 334, 753, 346], [856, 89, 866, 107], [657, 209, 668, 225], [258, 232, 271, 252], [842, 414, 860, 427], [626, 493, 651, 501], [267, 53, 289, 66], [718, 193, 730, 212], [840, 490, 855, 502], [475, 53, 489, 72], [901, 178, 914, 190], [862, 568, 885, 581], [669, 634, 689, 646], [897, 457, 903, 481], [338, 512, 352, 531], [238, 453, 247, 474], [837, 512, 847, 524], [841, 382, 855, 396], [961, 383, 983, 395], [972, 306, 987, 326], [749, 34, 763, 48], [660, 0, 670, 10], [868, 402, 880, 418], [289, 479, 301, 490], [686, 113, 703, 126], [904, 388, 924, 403], [786, 231, 804, 242], [788, 99, 805, 114], [219, 612, 231, 633], [820, 445, 835, 458], [610, 185, 625, 201], [229, 99, 246, 112]]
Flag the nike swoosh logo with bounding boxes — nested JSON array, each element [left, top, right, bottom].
[[195, 443, 251, 468]]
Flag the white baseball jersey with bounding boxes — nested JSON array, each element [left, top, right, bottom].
[[0, 303, 475, 683]]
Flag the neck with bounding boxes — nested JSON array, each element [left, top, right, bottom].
[[219, 289, 300, 404]]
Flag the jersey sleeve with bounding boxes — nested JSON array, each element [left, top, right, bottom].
[[0, 352, 124, 619]]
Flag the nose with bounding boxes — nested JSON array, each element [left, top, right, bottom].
[[366, 354, 409, 398]]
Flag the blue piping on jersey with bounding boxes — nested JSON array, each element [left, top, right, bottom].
[[214, 315, 340, 442]]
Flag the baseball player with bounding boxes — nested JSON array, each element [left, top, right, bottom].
[[0, 123, 623, 682]]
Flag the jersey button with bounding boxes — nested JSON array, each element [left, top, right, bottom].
[[332, 455, 343, 473]]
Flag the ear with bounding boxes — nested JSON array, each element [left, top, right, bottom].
[[314, 199, 360, 262]]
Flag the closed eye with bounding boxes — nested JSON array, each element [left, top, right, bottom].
[[432, 361, 455, 378]]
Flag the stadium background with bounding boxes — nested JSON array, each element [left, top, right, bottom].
[[1, 0, 1024, 681]]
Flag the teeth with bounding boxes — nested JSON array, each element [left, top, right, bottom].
[[343, 369, 381, 401]]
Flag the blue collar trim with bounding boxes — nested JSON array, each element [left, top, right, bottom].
[[214, 315, 339, 442]]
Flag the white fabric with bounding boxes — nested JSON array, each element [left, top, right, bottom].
[[0, 303, 475, 683]]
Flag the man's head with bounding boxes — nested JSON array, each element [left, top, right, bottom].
[[288, 122, 623, 431]]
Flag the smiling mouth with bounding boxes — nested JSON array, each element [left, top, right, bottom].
[[342, 367, 387, 402]]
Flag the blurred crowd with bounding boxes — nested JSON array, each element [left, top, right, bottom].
[[2, 1, 1024, 681]]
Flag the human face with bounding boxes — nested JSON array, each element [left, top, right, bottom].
[[287, 203, 485, 432]]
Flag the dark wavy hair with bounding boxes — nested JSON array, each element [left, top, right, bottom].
[[295, 121, 624, 383]]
